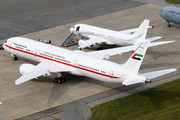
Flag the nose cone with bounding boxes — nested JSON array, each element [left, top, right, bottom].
[[70, 27, 74, 33], [3, 43, 6, 49], [159, 8, 165, 19]]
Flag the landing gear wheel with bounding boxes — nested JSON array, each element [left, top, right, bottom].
[[61, 77, 66, 83], [54, 78, 58, 83], [57, 79, 62, 84], [97, 47, 102, 50], [167, 24, 171, 27], [54, 77, 66, 84], [13, 56, 18, 61]]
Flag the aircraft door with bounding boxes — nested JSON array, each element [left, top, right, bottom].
[[76, 26, 80, 31], [9, 41, 12, 48], [34, 49, 38, 56], [74, 26, 80, 35], [109, 70, 114, 78], [73, 60, 78, 68]]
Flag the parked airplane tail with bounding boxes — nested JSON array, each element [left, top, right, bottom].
[[122, 40, 176, 86], [123, 40, 150, 74], [133, 19, 150, 40]]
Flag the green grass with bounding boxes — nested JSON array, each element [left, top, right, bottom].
[[90, 79, 180, 120], [166, 0, 180, 4]]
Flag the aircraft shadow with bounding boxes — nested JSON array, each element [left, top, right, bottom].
[[32, 73, 118, 107]]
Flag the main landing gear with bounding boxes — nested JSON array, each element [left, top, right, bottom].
[[54, 72, 66, 84], [97, 46, 103, 50], [54, 77, 66, 84]]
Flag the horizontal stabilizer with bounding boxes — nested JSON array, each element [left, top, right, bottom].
[[140, 69, 176, 80], [148, 41, 174, 47], [146, 36, 162, 42], [119, 26, 154, 34], [122, 76, 142, 86]]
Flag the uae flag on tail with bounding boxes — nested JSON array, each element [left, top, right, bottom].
[[131, 53, 143, 60]]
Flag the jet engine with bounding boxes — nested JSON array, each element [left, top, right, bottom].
[[19, 63, 35, 75], [78, 39, 86, 46]]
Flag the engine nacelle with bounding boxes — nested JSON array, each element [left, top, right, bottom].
[[19, 63, 35, 75], [78, 39, 86, 46]]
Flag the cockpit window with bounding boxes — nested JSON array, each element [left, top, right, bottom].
[[76, 26, 80, 31], [160, 9, 163, 12]]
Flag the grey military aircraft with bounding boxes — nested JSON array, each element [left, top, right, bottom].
[[159, 7, 180, 27]]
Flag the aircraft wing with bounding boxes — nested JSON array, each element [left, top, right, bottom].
[[15, 61, 69, 85], [86, 43, 141, 59], [146, 36, 162, 42], [86, 41, 174, 59], [78, 38, 102, 49], [119, 26, 153, 34]]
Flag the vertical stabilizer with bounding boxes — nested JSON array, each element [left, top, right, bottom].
[[133, 19, 150, 39], [123, 40, 150, 74]]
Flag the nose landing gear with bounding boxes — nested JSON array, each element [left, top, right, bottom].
[[13, 55, 18, 61]]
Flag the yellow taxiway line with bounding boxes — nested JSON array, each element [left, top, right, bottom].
[[7, 15, 21, 17], [41, 12, 58, 15], [0, 0, 76, 9]]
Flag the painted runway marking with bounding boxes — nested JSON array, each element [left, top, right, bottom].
[[41, 12, 58, 15], [0, 0, 76, 9], [72, 8, 83, 11], [7, 15, 21, 17], [98, 2, 107, 6], [12, 84, 124, 120]]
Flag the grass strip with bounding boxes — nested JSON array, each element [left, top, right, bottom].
[[90, 79, 180, 120], [166, 0, 180, 4]]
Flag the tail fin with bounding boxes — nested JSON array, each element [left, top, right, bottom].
[[123, 40, 150, 74], [133, 19, 150, 39]]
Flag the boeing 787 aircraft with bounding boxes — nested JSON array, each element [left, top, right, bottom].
[[70, 19, 161, 50], [3, 37, 175, 86]]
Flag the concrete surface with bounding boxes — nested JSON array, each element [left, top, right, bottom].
[[0, 0, 144, 40], [0, 1, 180, 120]]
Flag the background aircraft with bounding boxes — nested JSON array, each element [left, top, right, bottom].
[[70, 19, 160, 50], [3, 37, 174, 86], [159, 7, 180, 27]]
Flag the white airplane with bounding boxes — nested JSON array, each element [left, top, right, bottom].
[[70, 19, 161, 50], [3, 37, 175, 86]]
